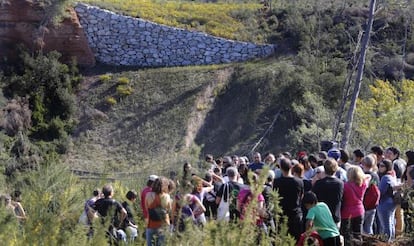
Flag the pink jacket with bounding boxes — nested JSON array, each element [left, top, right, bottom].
[[341, 182, 367, 219]]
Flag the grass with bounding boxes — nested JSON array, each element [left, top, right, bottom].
[[80, 0, 264, 42], [69, 56, 337, 173], [69, 64, 234, 173]]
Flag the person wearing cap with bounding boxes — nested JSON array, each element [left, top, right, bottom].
[[141, 175, 158, 224], [318, 151, 328, 161], [297, 151, 307, 160]]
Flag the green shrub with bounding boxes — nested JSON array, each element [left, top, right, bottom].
[[116, 85, 134, 96], [99, 73, 112, 82], [3, 51, 78, 142], [105, 96, 117, 106], [117, 76, 130, 85]]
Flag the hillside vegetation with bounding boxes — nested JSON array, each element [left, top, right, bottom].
[[2, 0, 414, 172], [69, 0, 414, 169], [1, 1, 414, 244]]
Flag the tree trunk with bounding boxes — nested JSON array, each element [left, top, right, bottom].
[[340, 0, 376, 149], [333, 30, 363, 141]]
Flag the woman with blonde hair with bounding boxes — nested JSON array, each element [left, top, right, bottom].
[[361, 155, 380, 234], [340, 166, 370, 245]]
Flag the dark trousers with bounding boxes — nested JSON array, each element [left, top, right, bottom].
[[203, 200, 217, 220], [230, 209, 240, 222], [287, 214, 303, 241], [323, 235, 341, 246], [340, 216, 363, 246]]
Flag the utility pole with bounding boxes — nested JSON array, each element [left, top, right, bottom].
[[341, 0, 376, 149]]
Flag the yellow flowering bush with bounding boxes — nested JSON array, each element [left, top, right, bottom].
[[81, 0, 261, 40]]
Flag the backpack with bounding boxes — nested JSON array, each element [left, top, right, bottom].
[[217, 181, 242, 220], [363, 182, 380, 210], [227, 182, 242, 215], [148, 194, 167, 222]]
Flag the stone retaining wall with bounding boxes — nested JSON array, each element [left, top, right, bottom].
[[75, 3, 275, 67]]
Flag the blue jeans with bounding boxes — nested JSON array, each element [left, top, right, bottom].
[[146, 228, 165, 246], [377, 200, 396, 241], [363, 209, 376, 235]]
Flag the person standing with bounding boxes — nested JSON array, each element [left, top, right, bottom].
[[79, 188, 101, 238], [10, 190, 26, 223], [93, 184, 128, 242], [303, 192, 341, 246], [141, 175, 158, 224], [273, 158, 304, 241], [403, 150, 414, 233], [377, 159, 397, 241], [248, 152, 265, 173], [145, 177, 172, 246], [371, 146, 384, 167], [328, 148, 347, 182], [361, 155, 380, 235], [340, 167, 369, 245], [121, 190, 139, 242], [385, 147, 406, 236], [312, 158, 344, 228], [352, 149, 365, 166], [216, 167, 243, 221]]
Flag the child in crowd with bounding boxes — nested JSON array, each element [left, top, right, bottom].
[[303, 191, 341, 246]]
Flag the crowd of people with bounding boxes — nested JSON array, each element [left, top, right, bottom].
[[79, 145, 414, 246]]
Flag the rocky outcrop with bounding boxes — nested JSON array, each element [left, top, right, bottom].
[[0, 0, 95, 67], [75, 3, 275, 67]]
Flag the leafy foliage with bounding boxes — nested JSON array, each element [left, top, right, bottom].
[[288, 91, 335, 153], [2, 51, 79, 141], [105, 96, 117, 106], [1, 1, 414, 244], [355, 79, 414, 151], [37, 0, 75, 24], [98, 73, 112, 82], [0, 153, 295, 246], [116, 85, 134, 96], [0, 97, 32, 136], [117, 76, 130, 85]]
